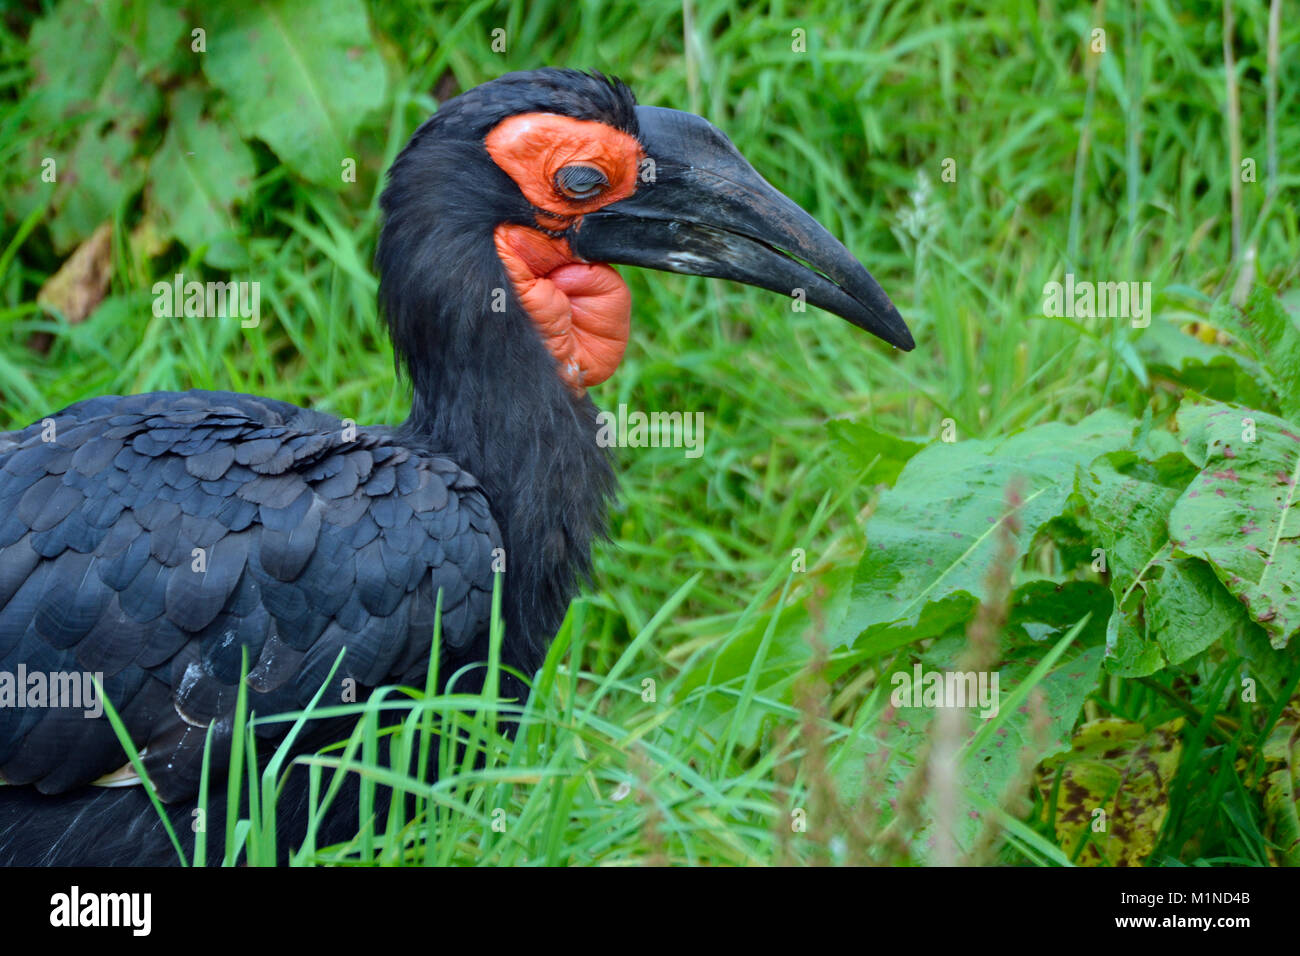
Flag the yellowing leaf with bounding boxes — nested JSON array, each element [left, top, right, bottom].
[[36, 222, 114, 325], [1039, 717, 1183, 866]]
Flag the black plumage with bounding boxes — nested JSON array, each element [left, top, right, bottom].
[[1, 391, 497, 810], [0, 68, 911, 864]]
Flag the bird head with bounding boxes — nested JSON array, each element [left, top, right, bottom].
[[377, 69, 912, 398]]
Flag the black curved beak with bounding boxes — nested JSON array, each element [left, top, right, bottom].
[[570, 105, 913, 351]]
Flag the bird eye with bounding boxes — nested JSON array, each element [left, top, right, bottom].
[[555, 164, 608, 199]]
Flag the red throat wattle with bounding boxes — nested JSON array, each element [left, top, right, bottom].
[[494, 223, 631, 395]]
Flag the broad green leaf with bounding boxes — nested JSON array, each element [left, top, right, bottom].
[[53, 123, 147, 251], [1170, 400, 1300, 648], [1076, 452, 1245, 676], [27, 2, 162, 250], [100, 0, 191, 79], [1038, 718, 1183, 866], [838, 409, 1134, 649], [28, 3, 121, 119], [150, 89, 256, 269], [1236, 624, 1296, 703], [1008, 579, 1110, 646], [826, 418, 927, 487], [203, 0, 386, 186]]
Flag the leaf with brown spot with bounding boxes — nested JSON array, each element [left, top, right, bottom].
[[1076, 451, 1244, 676], [1038, 717, 1183, 866], [1262, 719, 1300, 866], [1171, 398, 1300, 648]]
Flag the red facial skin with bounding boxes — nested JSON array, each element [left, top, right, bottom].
[[485, 113, 643, 393]]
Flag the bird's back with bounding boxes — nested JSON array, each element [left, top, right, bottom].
[[0, 390, 499, 812]]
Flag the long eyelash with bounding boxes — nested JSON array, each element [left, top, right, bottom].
[[556, 165, 608, 195]]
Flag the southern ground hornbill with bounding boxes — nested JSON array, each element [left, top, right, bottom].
[[0, 69, 912, 864]]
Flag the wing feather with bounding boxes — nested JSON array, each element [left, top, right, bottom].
[[0, 391, 498, 800]]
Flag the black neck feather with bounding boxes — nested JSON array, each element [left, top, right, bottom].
[[377, 133, 615, 682]]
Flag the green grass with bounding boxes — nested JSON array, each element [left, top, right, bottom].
[[1, 0, 1298, 865]]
